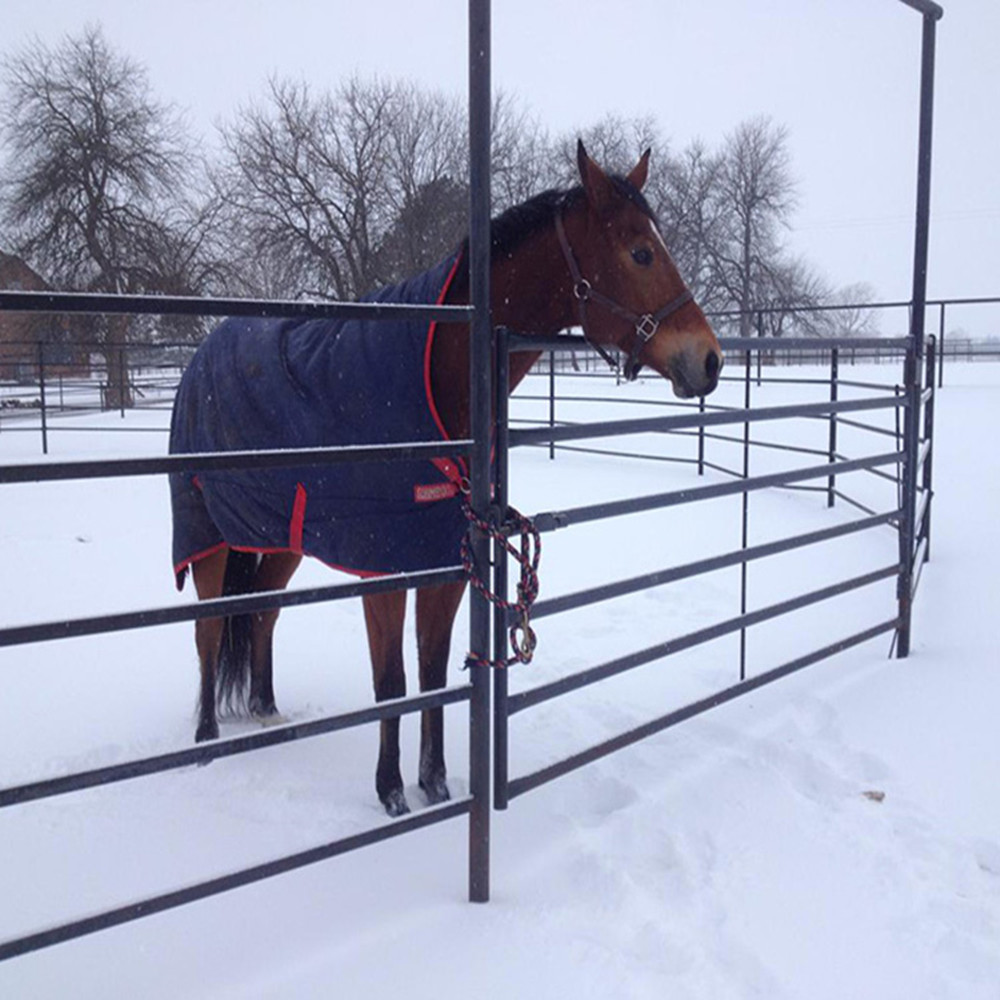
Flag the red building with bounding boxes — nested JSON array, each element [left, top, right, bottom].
[[0, 251, 91, 380]]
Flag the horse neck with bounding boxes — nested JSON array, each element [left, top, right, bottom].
[[431, 224, 576, 440]]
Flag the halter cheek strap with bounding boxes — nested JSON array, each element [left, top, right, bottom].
[[555, 211, 693, 381]]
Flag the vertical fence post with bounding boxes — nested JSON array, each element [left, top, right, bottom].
[[937, 302, 946, 388], [466, 0, 492, 904], [897, 6, 939, 659], [494, 327, 511, 811], [921, 334, 937, 561], [118, 346, 127, 419], [37, 341, 49, 456], [697, 395, 706, 475], [755, 312, 763, 386], [739, 348, 751, 682], [548, 350, 556, 460], [827, 347, 839, 507]]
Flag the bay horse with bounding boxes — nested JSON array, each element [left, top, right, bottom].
[[169, 141, 722, 817]]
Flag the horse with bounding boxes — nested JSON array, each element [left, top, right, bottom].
[[168, 141, 723, 817]]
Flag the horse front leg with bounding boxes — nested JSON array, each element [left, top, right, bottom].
[[192, 548, 230, 742], [415, 580, 467, 805], [248, 551, 303, 719], [362, 589, 409, 817]]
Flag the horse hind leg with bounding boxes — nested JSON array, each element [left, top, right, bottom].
[[247, 551, 302, 719], [416, 580, 466, 805], [363, 589, 410, 817], [191, 547, 231, 742]]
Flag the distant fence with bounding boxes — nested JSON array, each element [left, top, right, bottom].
[[2, 295, 993, 455]]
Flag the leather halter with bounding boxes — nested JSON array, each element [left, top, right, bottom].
[[555, 210, 693, 381]]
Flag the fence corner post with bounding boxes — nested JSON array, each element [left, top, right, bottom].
[[467, 0, 492, 905]]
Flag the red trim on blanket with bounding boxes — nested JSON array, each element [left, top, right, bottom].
[[173, 541, 228, 590], [289, 483, 307, 553], [176, 541, 395, 588], [424, 252, 467, 484]]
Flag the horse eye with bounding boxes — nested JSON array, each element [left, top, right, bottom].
[[631, 247, 654, 267]]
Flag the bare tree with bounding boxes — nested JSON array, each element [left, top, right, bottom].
[[215, 76, 387, 300], [657, 139, 728, 311], [554, 113, 661, 184], [215, 76, 474, 300], [374, 176, 467, 285], [754, 256, 830, 338], [823, 282, 881, 339], [708, 116, 798, 337], [0, 25, 196, 403]]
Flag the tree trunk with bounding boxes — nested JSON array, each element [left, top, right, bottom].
[[101, 315, 133, 411]]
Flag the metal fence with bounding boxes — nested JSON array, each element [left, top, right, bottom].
[[490, 329, 935, 805], [0, 0, 944, 965]]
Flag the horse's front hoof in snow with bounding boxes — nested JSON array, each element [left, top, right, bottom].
[[195, 719, 219, 743], [381, 788, 411, 818], [249, 696, 283, 725], [419, 773, 451, 806], [247, 695, 278, 719]]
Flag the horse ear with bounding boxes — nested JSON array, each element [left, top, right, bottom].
[[577, 138, 615, 213], [627, 148, 651, 191]]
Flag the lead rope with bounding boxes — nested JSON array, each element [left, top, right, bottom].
[[461, 498, 541, 669]]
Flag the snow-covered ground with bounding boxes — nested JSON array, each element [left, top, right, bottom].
[[1, 362, 998, 999]]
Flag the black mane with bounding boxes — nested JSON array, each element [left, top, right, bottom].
[[461, 175, 657, 262]]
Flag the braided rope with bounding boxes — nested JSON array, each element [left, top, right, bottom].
[[461, 499, 541, 669]]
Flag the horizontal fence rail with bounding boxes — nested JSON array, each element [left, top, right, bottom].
[[530, 452, 902, 533], [511, 395, 905, 449], [0, 288, 474, 323], [507, 565, 900, 717], [0, 566, 465, 649], [0, 683, 473, 809], [0, 796, 472, 963], [505, 619, 900, 803], [0, 439, 473, 485], [522, 510, 899, 622]]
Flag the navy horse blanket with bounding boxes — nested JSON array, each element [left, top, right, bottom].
[[169, 251, 466, 585]]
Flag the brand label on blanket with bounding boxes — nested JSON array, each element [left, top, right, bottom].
[[414, 482, 461, 503]]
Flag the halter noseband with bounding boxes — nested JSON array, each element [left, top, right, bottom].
[[555, 211, 693, 381]]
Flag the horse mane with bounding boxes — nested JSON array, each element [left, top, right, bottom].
[[460, 175, 658, 263]]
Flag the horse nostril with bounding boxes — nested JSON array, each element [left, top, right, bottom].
[[705, 350, 721, 380]]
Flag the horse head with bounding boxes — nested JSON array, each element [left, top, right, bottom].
[[561, 140, 722, 397]]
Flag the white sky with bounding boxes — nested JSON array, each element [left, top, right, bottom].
[[3, 0, 998, 332]]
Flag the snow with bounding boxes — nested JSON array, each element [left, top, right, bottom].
[[1, 361, 998, 998]]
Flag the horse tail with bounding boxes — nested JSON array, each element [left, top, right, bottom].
[[216, 550, 259, 715]]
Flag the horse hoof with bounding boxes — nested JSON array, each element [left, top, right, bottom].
[[195, 721, 218, 742], [382, 789, 411, 818], [249, 696, 279, 719], [420, 775, 451, 806]]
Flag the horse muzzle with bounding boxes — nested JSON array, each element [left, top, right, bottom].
[[665, 344, 723, 399]]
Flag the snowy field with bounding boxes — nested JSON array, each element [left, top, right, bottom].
[[1, 361, 998, 999]]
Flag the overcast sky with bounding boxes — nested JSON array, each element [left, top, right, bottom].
[[3, 0, 998, 334]]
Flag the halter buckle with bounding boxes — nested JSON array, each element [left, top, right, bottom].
[[573, 279, 592, 301], [636, 314, 659, 342]]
